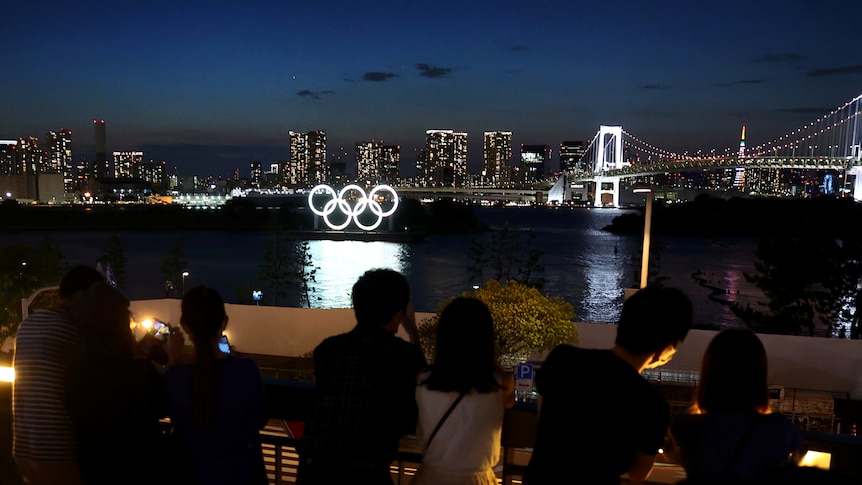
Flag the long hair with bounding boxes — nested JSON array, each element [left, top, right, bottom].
[[180, 285, 227, 429], [694, 328, 769, 414], [422, 297, 502, 394]]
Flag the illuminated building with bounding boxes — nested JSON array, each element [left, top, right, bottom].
[[288, 130, 327, 188], [17, 137, 40, 175], [138, 160, 167, 188], [113, 151, 143, 178], [422, 130, 467, 187], [0, 140, 16, 176], [356, 141, 400, 186], [483, 131, 512, 185], [46, 129, 74, 194], [328, 148, 349, 185], [520, 145, 551, 183], [250, 162, 262, 188], [94, 120, 109, 179], [559, 141, 587, 173]]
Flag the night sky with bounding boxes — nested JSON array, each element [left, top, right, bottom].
[[3, 0, 862, 177]]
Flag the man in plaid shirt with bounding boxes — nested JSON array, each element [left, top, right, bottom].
[[298, 268, 426, 485]]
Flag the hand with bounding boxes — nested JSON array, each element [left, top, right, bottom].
[[402, 301, 420, 344], [165, 327, 185, 367]]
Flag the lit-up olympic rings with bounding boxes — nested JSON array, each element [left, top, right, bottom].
[[307, 184, 399, 231]]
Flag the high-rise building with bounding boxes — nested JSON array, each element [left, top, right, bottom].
[[559, 141, 588, 173], [46, 129, 74, 194], [328, 147, 350, 185], [113, 151, 143, 178], [520, 145, 551, 183], [356, 141, 401, 186], [483, 131, 512, 185], [0, 140, 17, 176], [250, 162, 262, 188], [94, 120, 108, 179], [138, 160, 166, 188], [287, 130, 327, 187], [422, 130, 467, 187], [17, 137, 41, 175]]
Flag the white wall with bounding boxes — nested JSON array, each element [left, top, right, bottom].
[[129, 300, 862, 398]]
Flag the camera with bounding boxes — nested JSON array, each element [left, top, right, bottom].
[[138, 318, 173, 365]]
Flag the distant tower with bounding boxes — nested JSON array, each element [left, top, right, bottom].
[[560, 141, 588, 173], [424, 130, 467, 187], [520, 145, 552, 183], [483, 131, 512, 185], [287, 130, 327, 188], [94, 120, 108, 178], [738, 125, 746, 158]]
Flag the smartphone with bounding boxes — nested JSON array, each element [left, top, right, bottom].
[[152, 320, 171, 340], [218, 335, 230, 354]]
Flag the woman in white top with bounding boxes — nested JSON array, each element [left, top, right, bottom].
[[414, 297, 515, 485]]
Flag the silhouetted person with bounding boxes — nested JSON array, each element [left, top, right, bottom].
[[13, 265, 105, 485], [297, 268, 425, 485], [670, 328, 805, 482], [524, 286, 693, 484], [165, 286, 267, 485], [413, 297, 515, 484]]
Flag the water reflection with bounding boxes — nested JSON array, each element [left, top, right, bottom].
[[311, 240, 408, 308]]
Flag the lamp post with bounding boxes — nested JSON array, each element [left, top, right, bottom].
[[633, 185, 654, 289], [181, 271, 189, 296]]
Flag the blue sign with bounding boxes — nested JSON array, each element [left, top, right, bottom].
[[516, 363, 533, 380]]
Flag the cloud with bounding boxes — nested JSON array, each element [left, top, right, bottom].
[[640, 84, 670, 90], [362, 71, 399, 82], [416, 63, 453, 78], [296, 89, 335, 100], [808, 64, 862, 77], [756, 53, 807, 63]]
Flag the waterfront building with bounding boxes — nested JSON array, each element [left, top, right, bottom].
[[74, 159, 91, 193], [559, 140, 587, 173], [0, 140, 16, 176], [138, 160, 167, 189], [520, 144, 551, 183], [483, 131, 512, 185], [113, 151, 143, 178], [16, 137, 40, 175], [46, 129, 74, 195], [356, 141, 400, 186], [328, 147, 349, 186], [94, 120, 109, 179], [422, 129, 467, 187], [287, 130, 326, 188], [250, 162, 262, 188]]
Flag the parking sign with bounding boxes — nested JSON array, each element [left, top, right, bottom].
[[516, 363, 533, 390]]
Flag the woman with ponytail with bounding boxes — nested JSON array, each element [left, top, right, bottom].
[[165, 285, 268, 485]]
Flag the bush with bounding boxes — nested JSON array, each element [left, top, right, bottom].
[[419, 279, 578, 368]]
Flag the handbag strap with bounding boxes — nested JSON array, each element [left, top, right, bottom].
[[424, 391, 468, 452]]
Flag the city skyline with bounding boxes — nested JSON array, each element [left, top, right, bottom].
[[3, 0, 861, 177]]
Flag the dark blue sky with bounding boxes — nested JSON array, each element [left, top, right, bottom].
[[3, 0, 861, 177]]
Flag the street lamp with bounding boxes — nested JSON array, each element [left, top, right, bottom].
[[182, 271, 189, 296], [633, 184, 654, 290]]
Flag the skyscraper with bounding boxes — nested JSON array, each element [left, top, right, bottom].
[[46, 129, 74, 194], [113, 151, 143, 178], [0, 140, 17, 176], [356, 141, 400, 186], [288, 130, 327, 188], [520, 145, 551, 183], [559, 141, 588, 173], [250, 162, 262, 188], [17, 137, 41, 175], [94, 120, 108, 179], [422, 130, 467, 187], [483, 131, 512, 185]]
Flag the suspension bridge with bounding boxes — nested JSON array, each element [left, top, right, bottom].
[[550, 93, 862, 207]]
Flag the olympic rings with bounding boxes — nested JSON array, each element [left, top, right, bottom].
[[307, 184, 400, 231]]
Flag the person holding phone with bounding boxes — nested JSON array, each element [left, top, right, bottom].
[[164, 285, 267, 485]]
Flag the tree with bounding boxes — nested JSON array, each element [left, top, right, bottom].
[[289, 241, 318, 308], [419, 279, 577, 368], [0, 240, 66, 347], [160, 238, 188, 298], [467, 224, 546, 289], [258, 213, 293, 306], [100, 232, 127, 288]]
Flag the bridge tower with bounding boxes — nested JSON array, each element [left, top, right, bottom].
[[593, 125, 623, 207]]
